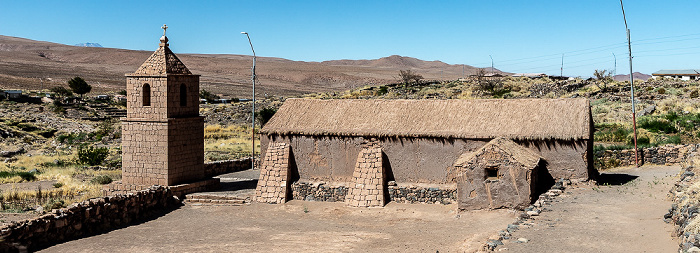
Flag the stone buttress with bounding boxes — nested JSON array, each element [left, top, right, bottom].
[[255, 142, 292, 203], [345, 139, 386, 207]]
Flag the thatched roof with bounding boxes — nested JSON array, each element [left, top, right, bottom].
[[261, 98, 591, 140], [453, 137, 542, 168]]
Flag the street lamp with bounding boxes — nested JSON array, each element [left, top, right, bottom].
[[241, 32, 256, 170]]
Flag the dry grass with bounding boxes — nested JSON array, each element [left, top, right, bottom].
[[204, 123, 257, 161]]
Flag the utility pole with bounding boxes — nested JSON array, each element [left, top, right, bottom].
[[620, 0, 638, 167], [560, 54, 564, 77], [613, 53, 617, 76], [489, 55, 494, 75], [241, 32, 256, 170]]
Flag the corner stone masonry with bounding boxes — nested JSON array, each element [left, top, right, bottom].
[[345, 139, 385, 207], [255, 142, 292, 204]]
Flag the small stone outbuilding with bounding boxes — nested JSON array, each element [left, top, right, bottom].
[[454, 137, 542, 210]]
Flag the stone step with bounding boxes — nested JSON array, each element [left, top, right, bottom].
[[184, 193, 250, 205]]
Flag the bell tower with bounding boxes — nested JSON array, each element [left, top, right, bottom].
[[121, 25, 204, 186]]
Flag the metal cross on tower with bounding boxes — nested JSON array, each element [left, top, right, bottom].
[[161, 24, 168, 36]]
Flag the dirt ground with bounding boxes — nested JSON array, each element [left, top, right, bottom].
[[501, 165, 679, 252], [40, 201, 516, 253], [37, 165, 680, 253]]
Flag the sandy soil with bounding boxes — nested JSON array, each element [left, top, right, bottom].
[[36, 165, 681, 252], [502, 165, 679, 252], [40, 201, 516, 253]]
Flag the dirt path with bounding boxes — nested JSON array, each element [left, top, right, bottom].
[[40, 201, 515, 253], [502, 165, 679, 252]]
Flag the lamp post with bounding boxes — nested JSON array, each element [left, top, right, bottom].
[[241, 32, 256, 170], [620, 0, 638, 167]]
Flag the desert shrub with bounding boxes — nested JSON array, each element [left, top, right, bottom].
[[57, 132, 89, 144], [632, 135, 651, 146], [257, 107, 278, 127], [199, 89, 220, 102], [593, 144, 632, 152], [52, 182, 63, 188], [77, 146, 109, 166], [638, 117, 677, 134], [90, 175, 113, 185], [655, 135, 682, 145], [94, 120, 115, 140], [594, 123, 630, 143], [377, 86, 389, 96], [657, 87, 666, 94], [15, 123, 38, 132], [691, 90, 699, 99], [43, 199, 66, 210]]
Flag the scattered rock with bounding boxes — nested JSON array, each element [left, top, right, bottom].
[[517, 238, 529, 243]]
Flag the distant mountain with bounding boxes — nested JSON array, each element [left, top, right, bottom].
[[613, 72, 651, 82], [322, 55, 505, 74], [0, 35, 485, 97], [74, 43, 103, 48]]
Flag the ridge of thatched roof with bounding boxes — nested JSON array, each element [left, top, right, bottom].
[[261, 98, 591, 140], [453, 137, 542, 168]]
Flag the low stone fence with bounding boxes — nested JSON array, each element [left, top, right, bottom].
[[0, 186, 180, 252], [666, 153, 700, 252], [203, 158, 252, 178], [292, 181, 348, 202], [595, 144, 699, 169], [387, 182, 457, 205], [291, 180, 456, 205]]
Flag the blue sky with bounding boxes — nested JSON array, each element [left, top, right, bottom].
[[2, 0, 699, 77]]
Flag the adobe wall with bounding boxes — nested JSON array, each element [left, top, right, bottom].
[[517, 140, 591, 180], [456, 144, 537, 210], [262, 135, 592, 183], [262, 135, 488, 184]]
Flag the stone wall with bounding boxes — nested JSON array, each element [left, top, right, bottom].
[[387, 182, 457, 205], [595, 144, 699, 169], [291, 181, 348, 202], [666, 152, 700, 252], [290, 180, 457, 205], [203, 158, 252, 178], [0, 186, 179, 252], [255, 142, 292, 204]]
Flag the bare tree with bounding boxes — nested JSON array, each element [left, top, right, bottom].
[[593, 69, 613, 91], [399, 70, 423, 85]]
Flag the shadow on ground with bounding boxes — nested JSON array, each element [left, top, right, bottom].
[[596, 173, 639, 185], [219, 179, 258, 191]]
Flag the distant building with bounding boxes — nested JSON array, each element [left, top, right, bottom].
[[95, 95, 111, 100], [512, 73, 547, 78], [652, 69, 700, 81], [4, 90, 22, 99]]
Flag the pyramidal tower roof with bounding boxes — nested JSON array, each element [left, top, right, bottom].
[[132, 25, 192, 76]]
